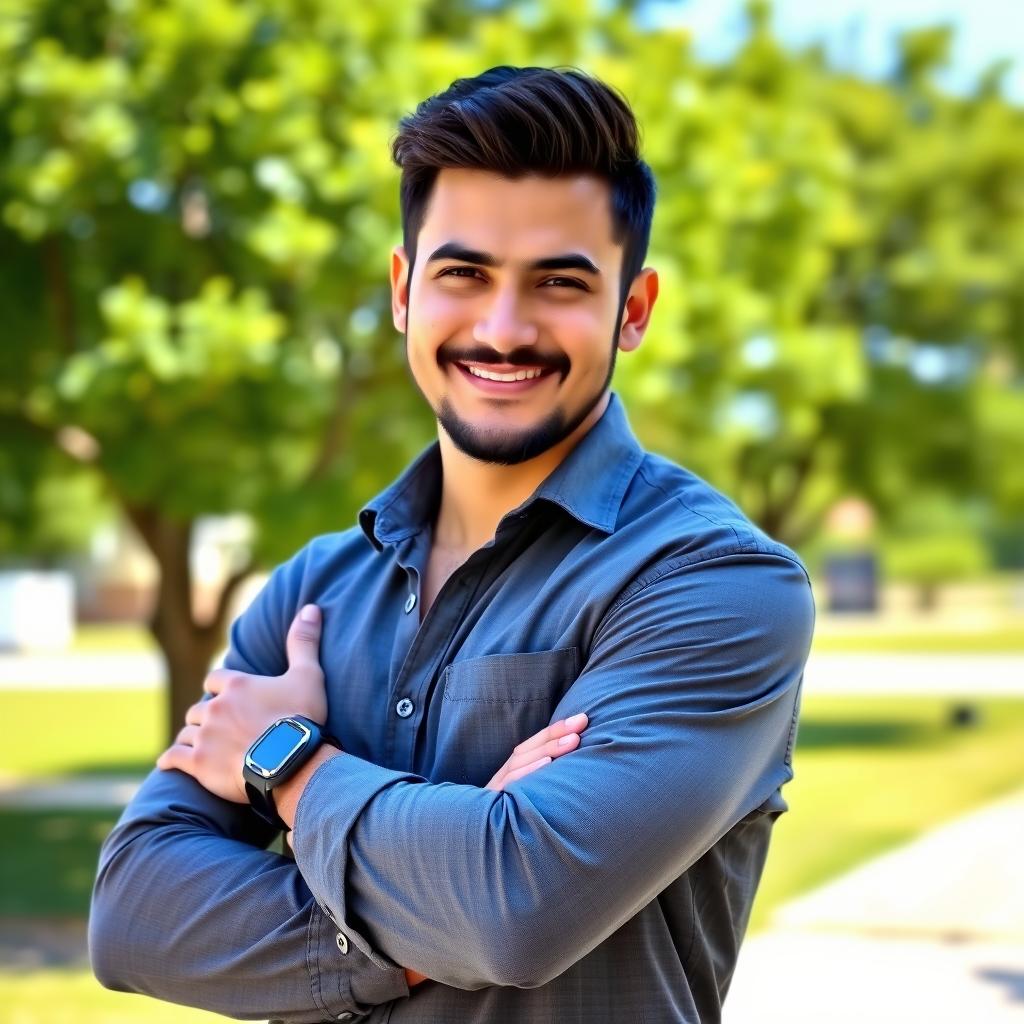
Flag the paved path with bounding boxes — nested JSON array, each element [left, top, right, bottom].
[[803, 652, 1024, 696], [725, 789, 1024, 1023], [3, 650, 1023, 694], [0, 775, 142, 809], [0, 650, 164, 688], [726, 932, 1024, 1023]]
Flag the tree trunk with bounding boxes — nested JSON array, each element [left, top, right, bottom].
[[124, 504, 254, 747], [162, 619, 223, 748], [917, 581, 940, 612]]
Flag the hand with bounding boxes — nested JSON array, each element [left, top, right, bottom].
[[156, 604, 329, 804], [402, 711, 590, 989], [485, 711, 589, 792]]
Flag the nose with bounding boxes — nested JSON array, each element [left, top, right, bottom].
[[471, 285, 538, 353]]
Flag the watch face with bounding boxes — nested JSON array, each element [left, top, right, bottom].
[[247, 719, 309, 777]]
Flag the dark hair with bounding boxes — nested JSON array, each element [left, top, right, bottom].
[[391, 66, 656, 302]]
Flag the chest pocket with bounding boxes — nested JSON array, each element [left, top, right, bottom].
[[434, 647, 579, 787]]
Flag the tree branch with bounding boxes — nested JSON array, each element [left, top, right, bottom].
[[40, 235, 77, 354], [200, 554, 256, 638], [303, 362, 356, 487]]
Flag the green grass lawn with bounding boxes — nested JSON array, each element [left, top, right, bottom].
[[1, 689, 162, 780], [748, 695, 1024, 929], [812, 626, 1024, 653], [70, 624, 158, 653], [0, 970, 224, 1023], [2, 689, 1024, 1020]]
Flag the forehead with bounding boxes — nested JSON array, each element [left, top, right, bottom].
[[417, 168, 618, 264]]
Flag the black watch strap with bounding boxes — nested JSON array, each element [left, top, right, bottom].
[[243, 716, 340, 831]]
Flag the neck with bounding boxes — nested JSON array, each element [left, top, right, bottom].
[[433, 392, 610, 554]]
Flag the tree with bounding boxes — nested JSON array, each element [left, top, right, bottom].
[[611, 7, 1024, 548], [1, 0, 436, 734], [2, 0, 1022, 740]]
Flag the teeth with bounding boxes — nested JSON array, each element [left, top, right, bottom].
[[465, 365, 545, 382]]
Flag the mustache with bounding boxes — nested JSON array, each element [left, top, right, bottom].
[[439, 345, 570, 374]]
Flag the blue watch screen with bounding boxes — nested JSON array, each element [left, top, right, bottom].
[[251, 720, 306, 771]]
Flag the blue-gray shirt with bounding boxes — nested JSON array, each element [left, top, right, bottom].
[[89, 393, 814, 1023]]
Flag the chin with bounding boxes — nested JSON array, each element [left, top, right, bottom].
[[438, 400, 570, 466]]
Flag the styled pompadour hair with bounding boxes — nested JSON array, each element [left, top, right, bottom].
[[391, 65, 656, 301]]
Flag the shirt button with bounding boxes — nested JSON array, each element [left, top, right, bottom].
[[404, 592, 417, 614], [395, 697, 414, 718], [335, 931, 349, 955], [337, 1015, 352, 1022]]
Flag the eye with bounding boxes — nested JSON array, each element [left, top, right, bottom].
[[541, 277, 587, 290], [438, 266, 482, 280]]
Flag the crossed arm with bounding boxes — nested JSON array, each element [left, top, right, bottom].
[[88, 587, 588, 1020], [90, 547, 813, 1013]]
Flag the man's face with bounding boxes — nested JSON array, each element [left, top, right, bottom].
[[390, 169, 650, 465]]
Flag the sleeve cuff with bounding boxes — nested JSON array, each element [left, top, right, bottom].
[[293, 752, 424, 985], [307, 901, 409, 1017]]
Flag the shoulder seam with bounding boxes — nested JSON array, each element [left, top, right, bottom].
[[604, 544, 810, 621], [635, 461, 754, 548]]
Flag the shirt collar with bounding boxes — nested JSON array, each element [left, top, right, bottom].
[[359, 392, 644, 551]]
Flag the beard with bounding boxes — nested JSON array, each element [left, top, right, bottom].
[[435, 357, 614, 465], [408, 294, 627, 467]]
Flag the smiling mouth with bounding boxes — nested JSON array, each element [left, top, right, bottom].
[[464, 365, 547, 382], [451, 360, 560, 393]]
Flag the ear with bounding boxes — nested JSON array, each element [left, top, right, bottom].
[[390, 245, 411, 333], [617, 267, 659, 353]]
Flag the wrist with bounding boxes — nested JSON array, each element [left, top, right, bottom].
[[273, 743, 342, 831], [243, 715, 340, 830]]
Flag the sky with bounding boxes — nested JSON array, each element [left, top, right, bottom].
[[644, 0, 1024, 102]]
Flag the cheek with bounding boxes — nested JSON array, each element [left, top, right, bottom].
[[410, 283, 467, 336], [406, 291, 463, 373], [552, 305, 616, 366]]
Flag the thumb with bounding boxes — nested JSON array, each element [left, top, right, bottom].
[[286, 604, 323, 673]]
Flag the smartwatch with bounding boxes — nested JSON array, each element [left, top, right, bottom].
[[242, 715, 340, 831]]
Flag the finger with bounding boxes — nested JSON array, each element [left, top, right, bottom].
[[156, 743, 195, 773], [286, 604, 323, 672], [173, 724, 200, 748], [511, 712, 588, 759], [503, 730, 581, 775], [184, 701, 209, 727], [487, 724, 586, 791], [203, 668, 235, 697], [500, 756, 552, 788]]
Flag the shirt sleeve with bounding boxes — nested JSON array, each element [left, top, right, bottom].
[[87, 548, 410, 1021], [290, 549, 814, 991]]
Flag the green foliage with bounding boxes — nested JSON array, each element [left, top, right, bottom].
[[883, 532, 989, 588], [0, 421, 112, 560], [881, 494, 991, 600], [0, 0, 1021, 568]]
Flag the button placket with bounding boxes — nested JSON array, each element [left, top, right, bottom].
[[387, 540, 488, 770]]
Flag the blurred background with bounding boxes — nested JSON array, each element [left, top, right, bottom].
[[0, 0, 1021, 1020]]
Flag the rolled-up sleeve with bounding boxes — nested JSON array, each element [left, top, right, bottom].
[[88, 549, 409, 1020], [291, 550, 814, 990]]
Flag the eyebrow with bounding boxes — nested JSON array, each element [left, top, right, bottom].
[[425, 241, 601, 277]]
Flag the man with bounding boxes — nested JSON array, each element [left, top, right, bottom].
[[89, 66, 814, 1023]]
